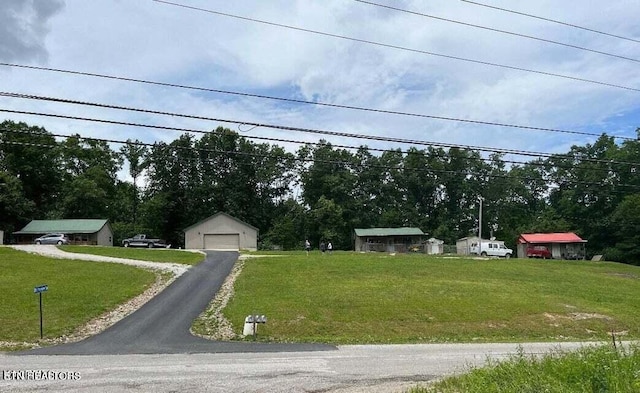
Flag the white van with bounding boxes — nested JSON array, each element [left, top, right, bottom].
[[470, 241, 513, 258]]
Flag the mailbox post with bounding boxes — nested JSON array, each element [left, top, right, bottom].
[[243, 314, 267, 339], [33, 285, 48, 339]]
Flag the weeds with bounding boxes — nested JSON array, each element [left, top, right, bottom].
[[412, 344, 640, 392]]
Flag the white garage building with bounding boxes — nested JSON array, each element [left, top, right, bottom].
[[183, 212, 258, 251]]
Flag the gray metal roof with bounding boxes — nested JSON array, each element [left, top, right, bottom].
[[354, 228, 425, 237], [14, 219, 109, 234]]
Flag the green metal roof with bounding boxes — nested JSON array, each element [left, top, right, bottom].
[[14, 219, 109, 234], [354, 227, 425, 237]]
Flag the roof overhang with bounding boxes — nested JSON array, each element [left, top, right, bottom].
[[354, 228, 425, 237]]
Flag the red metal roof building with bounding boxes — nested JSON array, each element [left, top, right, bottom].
[[517, 232, 587, 260]]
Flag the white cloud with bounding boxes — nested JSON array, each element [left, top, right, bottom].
[[1, 0, 639, 178]]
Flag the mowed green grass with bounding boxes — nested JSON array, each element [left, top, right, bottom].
[[59, 245, 204, 265], [0, 247, 156, 343], [222, 252, 640, 344]]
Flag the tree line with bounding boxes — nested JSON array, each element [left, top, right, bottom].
[[1, 120, 640, 264]]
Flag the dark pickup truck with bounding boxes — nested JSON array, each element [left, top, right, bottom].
[[122, 234, 170, 248]]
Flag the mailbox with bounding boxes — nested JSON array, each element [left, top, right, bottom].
[[243, 314, 267, 337]]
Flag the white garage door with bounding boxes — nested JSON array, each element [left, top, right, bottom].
[[203, 234, 240, 250]]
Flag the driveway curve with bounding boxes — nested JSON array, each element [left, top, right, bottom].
[[11, 245, 190, 276], [17, 249, 334, 355]]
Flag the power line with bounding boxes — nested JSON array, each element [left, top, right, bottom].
[[152, 0, 640, 93], [0, 92, 623, 174], [0, 131, 507, 180], [354, 0, 640, 63], [0, 65, 634, 142], [0, 100, 636, 167], [460, 0, 640, 44], [2, 127, 638, 190], [0, 104, 624, 175]]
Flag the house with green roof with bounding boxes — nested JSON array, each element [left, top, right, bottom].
[[354, 227, 426, 253], [14, 219, 113, 246]]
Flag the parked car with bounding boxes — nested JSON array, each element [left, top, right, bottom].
[[527, 245, 552, 259], [122, 234, 170, 248], [34, 233, 70, 245]]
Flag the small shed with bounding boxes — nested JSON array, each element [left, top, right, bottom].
[[0, 230, 3, 244], [426, 237, 444, 255], [184, 212, 258, 251], [456, 236, 481, 255], [14, 219, 113, 246], [517, 232, 587, 260], [354, 227, 425, 253]]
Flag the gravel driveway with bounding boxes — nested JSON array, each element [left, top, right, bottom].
[[11, 245, 191, 276]]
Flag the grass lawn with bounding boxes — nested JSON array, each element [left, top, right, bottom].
[[217, 252, 640, 344], [411, 344, 640, 392], [0, 247, 156, 344], [59, 245, 204, 265]]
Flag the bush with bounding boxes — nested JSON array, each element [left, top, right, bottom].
[[603, 247, 640, 266]]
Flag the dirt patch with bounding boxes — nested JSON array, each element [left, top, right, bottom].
[[607, 272, 639, 280], [569, 312, 612, 321], [544, 312, 612, 323]]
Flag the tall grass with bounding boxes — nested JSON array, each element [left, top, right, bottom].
[[411, 344, 640, 392]]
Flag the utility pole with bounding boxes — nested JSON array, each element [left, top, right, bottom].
[[478, 196, 484, 243]]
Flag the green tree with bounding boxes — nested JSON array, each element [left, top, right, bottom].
[[547, 135, 621, 254], [351, 146, 383, 230], [298, 141, 357, 247], [0, 120, 62, 219], [56, 135, 123, 219], [120, 139, 148, 227], [311, 196, 346, 248], [262, 198, 307, 250], [144, 135, 199, 245], [0, 170, 35, 233], [607, 194, 640, 264]]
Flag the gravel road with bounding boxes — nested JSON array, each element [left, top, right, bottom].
[[0, 342, 597, 392]]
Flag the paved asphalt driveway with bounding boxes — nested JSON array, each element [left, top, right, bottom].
[[22, 251, 334, 355]]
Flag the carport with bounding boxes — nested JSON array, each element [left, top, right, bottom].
[[517, 232, 587, 260]]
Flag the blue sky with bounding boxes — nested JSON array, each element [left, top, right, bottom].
[[1, 0, 640, 181]]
